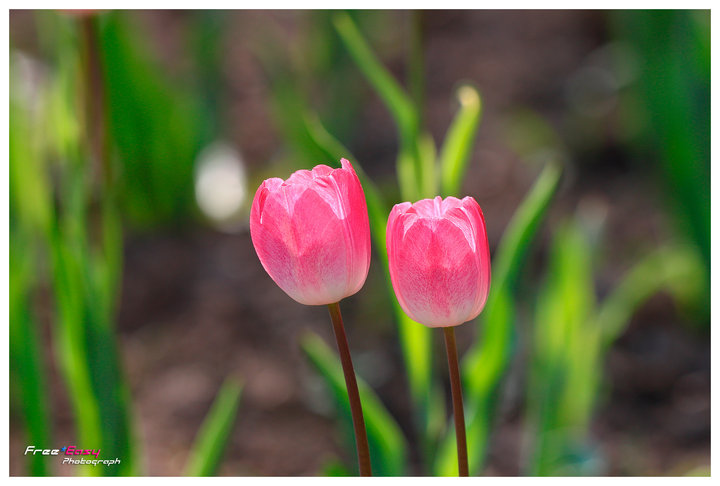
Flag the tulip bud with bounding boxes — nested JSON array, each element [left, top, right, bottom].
[[387, 196, 491, 327], [250, 158, 371, 306]]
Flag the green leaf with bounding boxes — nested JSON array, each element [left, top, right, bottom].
[[267, 89, 437, 450], [596, 244, 705, 348], [528, 220, 597, 476], [396, 147, 420, 202], [440, 85, 483, 197], [9, 232, 53, 476], [9, 70, 55, 477], [464, 161, 562, 399], [99, 12, 204, 227], [485, 162, 563, 303], [435, 161, 563, 476], [302, 332, 408, 476], [9, 92, 52, 237], [333, 12, 426, 198], [48, 223, 105, 477], [394, 304, 433, 424], [419, 133, 439, 198], [610, 11, 710, 269], [332, 12, 419, 148], [185, 377, 243, 477], [321, 458, 352, 477]]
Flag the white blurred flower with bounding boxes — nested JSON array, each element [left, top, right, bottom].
[[194, 141, 248, 230]]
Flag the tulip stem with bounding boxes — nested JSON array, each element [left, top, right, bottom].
[[443, 326, 469, 476], [327, 302, 372, 476]]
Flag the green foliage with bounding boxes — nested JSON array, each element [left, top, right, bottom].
[[527, 214, 706, 475], [596, 245, 705, 346], [11, 10, 709, 478], [321, 458, 353, 476], [435, 161, 563, 476], [185, 377, 244, 477], [9, 92, 53, 474], [9, 231, 52, 477], [528, 220, 597, 475], [320, 118, 441, 459], [302, 332, 409, 476], [9, 12, 136, 476], [333, 12, 419, 150], [440, 85, 483, 197], [263, 59, 440, 460], [333, 11, 427, 200], [45, 94, 135, 478], [315, 13, 558, 475], [611, 11, 710, 271], [99, 12, 205, 228]]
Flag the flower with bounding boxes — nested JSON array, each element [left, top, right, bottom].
[[250, 158, 371, 305], [386, 196, 491, 327]]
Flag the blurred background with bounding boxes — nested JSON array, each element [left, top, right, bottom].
[[9, 10, 709, 477]]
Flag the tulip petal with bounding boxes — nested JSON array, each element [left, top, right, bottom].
[[250, 159, 371, 306], [387, 196, 491, 327]]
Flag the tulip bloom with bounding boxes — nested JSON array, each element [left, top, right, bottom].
[[386, 195, 491, 328], [249, 158, 372, 475], [387, 195, 491, 477], [250, 158, 371, 306]]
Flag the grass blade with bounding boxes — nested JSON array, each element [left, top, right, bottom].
[[302, 332, 408, 476], [9, 233, 53, 476], [440, 85, 483, 197], [528, 220, 597, 476], [37, 28, 136, 473], [435, 161, 563, 475], [9, 75, 54, 476], [99, 12, 203, 227], [610, 11, 710, 267], [332, 12, 418, 147], [465, 160, 562, 398], [333, 12, 425, 198], [48, 222, 104, 477], [185, 377, 244, 477], [597, 244, 706, 348]]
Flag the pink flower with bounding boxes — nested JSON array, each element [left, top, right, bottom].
[[250, 158, 371, 306], [387, 196, 491, 327]]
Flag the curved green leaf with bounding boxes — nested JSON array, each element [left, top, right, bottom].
[[332, 12, 418, 147], [333, 12, 426, 198], [185, 377, 243, 476], [597, 244, 705, 348], [302, 332, 408, 476], [435, 161, 563, 475], [440, 85, 483, 197], [528, 220, 597, 476]]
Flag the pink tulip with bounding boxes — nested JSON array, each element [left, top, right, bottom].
[[250, 158, 371, 306], [387, 196, 491, 327]]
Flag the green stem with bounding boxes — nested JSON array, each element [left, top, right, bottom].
[[327, 302, 372, 476], [443, 326, 468, 476]]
